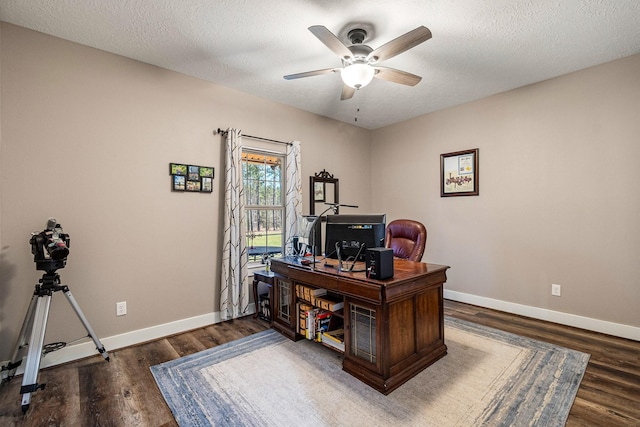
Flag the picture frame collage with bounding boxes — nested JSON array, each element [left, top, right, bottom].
[[170, 163, 214, 193]]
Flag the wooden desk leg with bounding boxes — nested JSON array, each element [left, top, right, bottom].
[[253, 276, 260, 318], [267, 283, 273, 322]]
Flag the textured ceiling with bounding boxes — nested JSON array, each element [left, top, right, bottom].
[[1, 0, 640, 130]]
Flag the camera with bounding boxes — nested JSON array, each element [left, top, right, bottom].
[[30, 218, 70, 273]]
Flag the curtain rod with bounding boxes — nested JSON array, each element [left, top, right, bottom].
[[214, 128, 292, 146]]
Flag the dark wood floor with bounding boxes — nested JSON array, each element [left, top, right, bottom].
[[1, 300, 638, 426]]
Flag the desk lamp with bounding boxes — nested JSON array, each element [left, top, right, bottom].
[[307, 202, 358, 269]]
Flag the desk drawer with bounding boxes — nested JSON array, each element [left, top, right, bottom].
[[285, 267, 340, 290], [284, 267, 381, 303], [338, 281, 381, 304]]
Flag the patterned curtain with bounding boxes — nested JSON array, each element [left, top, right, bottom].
[[284, 141, 302, 255], [220, 128, 249, 320]]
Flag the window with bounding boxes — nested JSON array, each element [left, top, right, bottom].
[[242, 150, 285, 264]]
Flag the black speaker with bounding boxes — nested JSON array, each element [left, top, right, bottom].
[[366, 248, 394, 280]]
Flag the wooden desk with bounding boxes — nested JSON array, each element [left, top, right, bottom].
[[270, 257, 449, 394]]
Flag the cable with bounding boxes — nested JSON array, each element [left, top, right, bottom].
[[348, 243, 365, 272]]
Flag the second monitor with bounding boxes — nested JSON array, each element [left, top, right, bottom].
[[324, 214, 386, 262]]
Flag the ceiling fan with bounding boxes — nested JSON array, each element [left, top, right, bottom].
[[284, 25, 432, 100]]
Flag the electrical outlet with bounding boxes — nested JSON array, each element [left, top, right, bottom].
[[551, 284, 561, 297], [116, 301, 127, 316]]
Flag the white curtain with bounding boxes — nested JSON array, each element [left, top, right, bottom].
[[220, 128, 249, 320], [220, 130, 302, 320], [284, 141, 303, 255]]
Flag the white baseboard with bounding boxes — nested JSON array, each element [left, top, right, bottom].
[[1, 310, 231, 379], [4, 293, 637, 379], [445, 290, 640, 342]]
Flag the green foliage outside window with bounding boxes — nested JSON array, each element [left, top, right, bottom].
[[242, 151, 285, 261]]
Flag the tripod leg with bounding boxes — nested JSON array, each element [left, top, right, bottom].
[[20, 294, 52, 413], [62, 289, 110, 362], [2, 294, 38, 380]]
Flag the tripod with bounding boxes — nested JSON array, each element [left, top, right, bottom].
[[2, 271, 109, 413]]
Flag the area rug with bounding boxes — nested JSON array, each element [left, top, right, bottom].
[[151, 317, 589, 426]]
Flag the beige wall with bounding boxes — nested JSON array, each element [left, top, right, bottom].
[[0, 23, 371, 361], [372, 54, 640, 329], [2, 22, 638, 363]]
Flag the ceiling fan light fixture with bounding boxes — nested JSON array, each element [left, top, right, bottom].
[[285, 24, 431, 100], [341, 63, 375, 89]]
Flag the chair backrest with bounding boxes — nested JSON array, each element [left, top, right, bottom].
[[384, 219, 427, 262]]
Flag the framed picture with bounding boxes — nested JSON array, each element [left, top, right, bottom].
[[201, 177, 213, 192], [170, 163, 214, 193], [170, 163, 187, 176], [314, 181, 325, 202], [441, 148, 479, 197], [187, 165, 200, 181], [186, 180, 201, 192], [172, 175, 186, 191], [199, 167, 214, 178]]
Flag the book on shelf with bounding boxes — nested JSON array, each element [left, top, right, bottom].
[[315, 310, 332, 342], [295, 284, 344, 312], [323, 328, 344, 343], [305, 308, 317, 340], [298, 303, 313, 335], [295, 284, 327, 300], [313, 295, 344, 311], [302, 307, 335, 341], [321, 329, 345, 352]]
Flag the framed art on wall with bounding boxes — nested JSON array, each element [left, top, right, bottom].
[[187, 165, 200, 181], [201, 177, 213, 192], [172, 175, 186, 191], [199, 167, 214, 178], [169, 163, 214, 193], [313, 181, 325, 202], [170, 163, 187, 176], [186, 180, 201, 192], [441, 148, 479, 197]]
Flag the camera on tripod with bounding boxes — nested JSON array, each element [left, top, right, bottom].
[[2, 218, 109, 413], [30, 218, 70, 273]]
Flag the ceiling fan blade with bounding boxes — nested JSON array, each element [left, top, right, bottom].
[[367, 26, 432, 63], [284, 68, 340, 80], [340, 85, 356, 100], [373, 66, 422, 86], [309, 25, 353, 60]]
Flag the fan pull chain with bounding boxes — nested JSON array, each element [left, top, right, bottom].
[[354, 105, 360, 122]]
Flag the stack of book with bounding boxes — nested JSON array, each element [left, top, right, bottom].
[[299, 305, 334, 342], [297, 303, 314, 337], [295, 284, 327, 302], [321, 329, 345, 352], [295, 284, 345, 351], [314, 294, 344, 311], [315, 310, 332, 340], [296, 284, 344, 311]]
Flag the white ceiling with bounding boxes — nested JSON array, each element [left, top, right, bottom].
[[2, 0, 640, 130]]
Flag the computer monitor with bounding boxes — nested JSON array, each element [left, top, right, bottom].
[[324, 214, 386, 262]]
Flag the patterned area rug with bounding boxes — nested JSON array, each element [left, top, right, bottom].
[[151, 317, 589, 426]]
